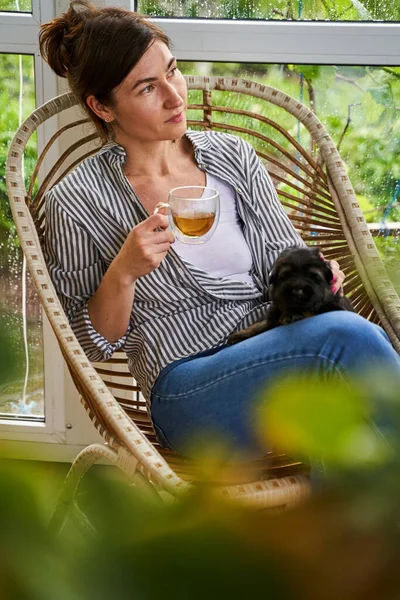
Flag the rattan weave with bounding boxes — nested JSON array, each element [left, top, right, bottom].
[[6, 76, 400, 527]]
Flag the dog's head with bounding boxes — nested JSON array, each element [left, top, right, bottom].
[[268, 246, 334, 315]]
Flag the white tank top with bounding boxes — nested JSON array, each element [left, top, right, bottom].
[[173, 172, 254, 284]]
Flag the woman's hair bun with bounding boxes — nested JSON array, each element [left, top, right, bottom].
[[39, 0, 96, 78]]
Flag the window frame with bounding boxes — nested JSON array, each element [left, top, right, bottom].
[[0, 1, 67, 443], [151, 19, 400, 66], [0, 1, 103, 453], [127, 0, 400, 67]]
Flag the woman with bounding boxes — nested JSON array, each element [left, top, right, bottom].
[[40, 1, 400, 461]]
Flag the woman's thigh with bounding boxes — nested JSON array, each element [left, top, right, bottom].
[[150, 311, 400, 460]]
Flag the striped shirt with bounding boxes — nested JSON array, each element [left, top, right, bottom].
[[44, 131, 304, 401]]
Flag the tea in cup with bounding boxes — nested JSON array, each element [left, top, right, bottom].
[[155, 186, 220, 244]]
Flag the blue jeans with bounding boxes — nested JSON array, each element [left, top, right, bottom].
[[150, 312, 400, 462]]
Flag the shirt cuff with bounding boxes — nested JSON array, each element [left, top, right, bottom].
[[70, 304, 131, 362]]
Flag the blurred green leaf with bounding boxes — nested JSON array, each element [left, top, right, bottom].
[[369, 85, 393, 108], [362, 91, 386, 124], [255, 373, 391, 469]]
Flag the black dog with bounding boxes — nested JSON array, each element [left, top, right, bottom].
[[229, 246, 353, 345]]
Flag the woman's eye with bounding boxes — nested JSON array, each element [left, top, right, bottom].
[[141, 85, 154, 95], [168, 67, 177, 78]]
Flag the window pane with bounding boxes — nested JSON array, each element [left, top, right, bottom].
[[0, 0, 32, 12], [180, 61, 400, 292], [138, 0, 399, 22], [0, 53, 44, 421]]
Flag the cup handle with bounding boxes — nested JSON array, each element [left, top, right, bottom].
[[153, 202, 170, 215]]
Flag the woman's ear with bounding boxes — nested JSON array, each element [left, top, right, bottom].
[[86, 94, 114, 123]]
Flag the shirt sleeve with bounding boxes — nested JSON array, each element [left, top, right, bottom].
[[242, 139, 306, 263], [44, 190, 131, 362]]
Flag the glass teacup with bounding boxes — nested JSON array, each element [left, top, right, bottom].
[[154, 186, 220, 244]]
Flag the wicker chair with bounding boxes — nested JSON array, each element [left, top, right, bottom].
[[6, 76, 400, 530]]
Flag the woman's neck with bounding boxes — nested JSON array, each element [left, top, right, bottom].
[[119, 136, 188, 178]]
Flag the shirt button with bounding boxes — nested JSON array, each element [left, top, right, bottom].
[[199, 163, 206, 169], [236, 187, 243, 195]]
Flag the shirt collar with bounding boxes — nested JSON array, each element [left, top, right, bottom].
[[185, 130, 213, 151], [97, 141, 126, 160]]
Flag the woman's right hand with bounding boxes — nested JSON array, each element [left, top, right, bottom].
[[112, 213, 174, 285]]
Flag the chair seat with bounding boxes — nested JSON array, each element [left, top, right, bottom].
[[158, 446, 309, 484]]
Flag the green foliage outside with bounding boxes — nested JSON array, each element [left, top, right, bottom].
[[0, 53, 42, 415], [138, 0, 400, 21], [0, 53, 36, 262], [0, 0, 31, 11], [180, 61, 400, 289]]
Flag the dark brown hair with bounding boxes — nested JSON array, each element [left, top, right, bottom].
[[39, 0, 170, 142]]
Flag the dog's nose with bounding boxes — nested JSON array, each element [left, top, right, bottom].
[[291, 286, 313, 304], [292, 287, 306, 299]]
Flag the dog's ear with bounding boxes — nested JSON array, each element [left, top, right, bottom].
[[311, 247, 333, 283], [268, 266, 277, 285], [266, 271, 276, 302], [268, 251, 287, 285], [280, 246, 298, 258], [321, 259, 334, 283], [310, 246, 322, 259]]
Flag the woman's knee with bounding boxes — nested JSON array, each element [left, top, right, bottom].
[[312, 311, 399, 368], [322, 311, 386, 342]]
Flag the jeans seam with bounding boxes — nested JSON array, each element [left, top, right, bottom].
[[152, 421, 180, 453], [151, 352, 339, 401]]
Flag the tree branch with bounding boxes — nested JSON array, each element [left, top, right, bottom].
[[337, 103, 362, 151], [335, 73, 366, 93]]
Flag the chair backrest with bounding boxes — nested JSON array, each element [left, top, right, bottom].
[[6, 76, 400, 449]]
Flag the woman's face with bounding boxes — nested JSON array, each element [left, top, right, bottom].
[[109, 40, 187, 144]]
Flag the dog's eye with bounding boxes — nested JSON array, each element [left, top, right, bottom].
[[276, 268, 292, 280], [310, 271, 324, 282]]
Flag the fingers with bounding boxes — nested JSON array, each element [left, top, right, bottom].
[[143, 213, 170, 231], [153, 242, 173, 254], [130, 218, 174, 248], [134, 233, 174, 260], [329, 259, 345, 295], [330, 259, 340, 271], [153, 228, 175, 244], [330, 260, 344, 282], [136, 228, 174, 258]]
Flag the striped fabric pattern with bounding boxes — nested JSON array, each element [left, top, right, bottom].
[[44, 130, 304, 401]]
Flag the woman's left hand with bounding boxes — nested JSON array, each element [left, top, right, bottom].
[[327, 258, 345, 295], [320, 253, 345, 295]]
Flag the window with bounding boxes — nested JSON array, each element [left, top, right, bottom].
[[0, 52, 43, 420], [0, 1, 67, 443], [138, 0, 400, 22], [0, 1, 100, 452], [0, 0, 32, 12], [179, 60, 400, 290]]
